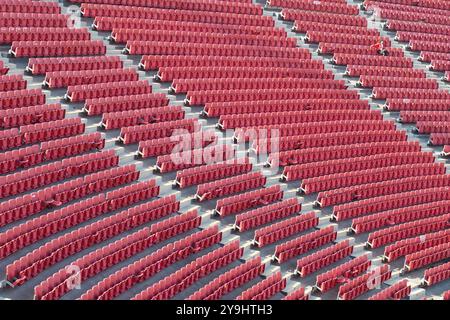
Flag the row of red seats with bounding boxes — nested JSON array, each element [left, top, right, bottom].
[[19, 117, 85, 146], [236, 272, 286, 300], [283, 286, 309, 300], [101, 106, 185, 130], [346, 65, 426, 78], [430, 60, 450, 72], [216, 185, 283, 217], [0, 149, 117, 199], [139, 55, 320, 71], [196, 171, 266, 202], [66, 80, 151, 102], [111, 29, 295, 47], [364, 0, 450, 18], [396, 31, 450, 44], [273, 226, 337, 264], [0, 74, 26, 92], [306, 31, 390, 47], [253, 212, 318, 247], [219, 109, 378, 130], [80, 4, 273, 27], [0, 88, 45, 110], [0, 131, 102, 176], [338, 265, 392, 300], [280, 9, 366, 26], [36, 209, 202, 300], [256, 130, 406, 155], [296, 240, 354, 277], [318, 175, 450, 209], [119, 118, 200, 145], [271, 140, 416, 168], [0, 169, 151, 258], [423, 261, 450, 287], [125, 41, 310, 59], [366, 215, 450, 249], [373, 88, 450, 100], [383, 229, 450, 263], [234, 198, 301, 232], [203, 99, 368, 118], [404, 242, 450, 272], [5, 195, 180, 285], [84, 93, 168, 116], [293, 20, 378, 36], [0, 103, 64, 129], [415, 121, 450, 134], [333, 186, 450, 221], [236, 120, 396, 143], [0, 13, 71, 28], [320, 43, 404, 56], [368, 280, 411, 300], [385, 19, 450, 37], [379, 8, 450, 26], [187, 88, 357, 106], [160, 67, 334, 83], [419, 51, 450, 62], [283, 151, 425, 182], [429, 131, 448, 145], [188, 256, 265, 300], [76, 225, 221, 300], [93, 16, 286, 35], [0, 27, 90, 44], [138, 130, 216, 159], [0, 0, 61, 14], [300, 163, 444, 195], [333, 54, 413, 68], [172, 78, 345, 95], [359, 76, 438, 90], [27, 56, 123, 75], [351, 200, 450, 235], [155, 144, 235, 174], [269, 0, 359, 15], [384, 99, 450, 111], [315, 254, 371, 293], [175, 158, 251, 188], [75, 0, 262, 14], [44, 68, 138, 89], [131, 240, 243, 300], [399, 111, 450, 123], [409, 40, 450, 54], [10, 40, 106, 58]]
